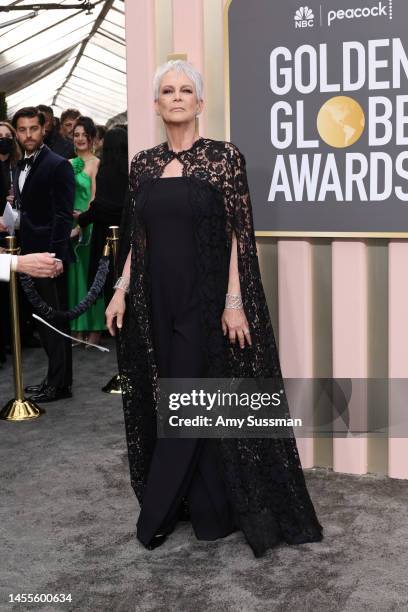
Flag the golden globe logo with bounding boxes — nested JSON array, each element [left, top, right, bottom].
[[316, 96, 365, 148], [294, 6, 315, 28], [268, 38, 408, 203]]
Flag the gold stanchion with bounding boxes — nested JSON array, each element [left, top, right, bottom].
[[102, 226, 122, 394], [0, 236, 44, 421], [109, 225, 119, 279]]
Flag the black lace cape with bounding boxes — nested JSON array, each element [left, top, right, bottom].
[[116, 137, 323, 557]]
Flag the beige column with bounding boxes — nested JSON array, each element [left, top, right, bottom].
[[332, 241, 368, 474], [278, 240, 314, 468], [388, 241, 408, 479], [172, 0, 205, 135], [125, 0, 156, 156]]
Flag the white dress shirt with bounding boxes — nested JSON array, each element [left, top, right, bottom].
[[18, 155, 34, 193], [18, 145, 44, 193], [0, 254, 12, 282]]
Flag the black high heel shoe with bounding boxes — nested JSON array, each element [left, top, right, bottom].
[[145, 533, 168, 550], [144, 516, 179, 550]]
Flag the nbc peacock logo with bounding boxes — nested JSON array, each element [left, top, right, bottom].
[[294, 6, 315, 28]]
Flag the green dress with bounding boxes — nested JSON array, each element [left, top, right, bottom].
[[67, 157, 106, 332]]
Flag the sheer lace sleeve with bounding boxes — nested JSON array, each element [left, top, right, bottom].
[[116, 150, 157, 502], [226, 143, 258, 259], [117, 151, 148, 273], [223, 142, 276, 378]]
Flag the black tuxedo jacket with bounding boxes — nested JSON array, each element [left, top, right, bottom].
[[15, 145, 75, 263], [45, 129, 75, 159], [0, 161, 7, 215]]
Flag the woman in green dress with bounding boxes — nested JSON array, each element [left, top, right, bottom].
[[68, 116, 105, 346]]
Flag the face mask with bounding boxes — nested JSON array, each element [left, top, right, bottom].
[[0, 137, 13, 155]]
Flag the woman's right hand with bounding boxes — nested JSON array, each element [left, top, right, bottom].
[[106, 290, 127, 336]]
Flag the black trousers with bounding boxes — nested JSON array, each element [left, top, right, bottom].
[[136, 297, 235, 547], [33, 274, 72, 388]]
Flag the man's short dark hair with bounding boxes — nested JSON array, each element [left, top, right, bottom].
[[60, 108, 81, 124], [12, 106, 45, 129], [96, 125, 107, 139], [37, 104, 54, 117]]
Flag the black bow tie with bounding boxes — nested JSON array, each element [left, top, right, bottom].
[[19, 157, 34, 170]]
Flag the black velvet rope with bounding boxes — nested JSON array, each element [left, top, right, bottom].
[[19, 256, 110, 323]]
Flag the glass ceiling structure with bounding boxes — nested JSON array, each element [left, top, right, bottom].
[[0, 0, 127, 125]]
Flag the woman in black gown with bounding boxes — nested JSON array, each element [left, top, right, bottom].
[[77, 127, 128, 305], [106, 60, 323, 557]]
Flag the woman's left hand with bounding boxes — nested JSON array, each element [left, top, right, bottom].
[[221, 308, 252, 348]]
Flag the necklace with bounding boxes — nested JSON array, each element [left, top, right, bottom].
[[80, 155, 97, 162]]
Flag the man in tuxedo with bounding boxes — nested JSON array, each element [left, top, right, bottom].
[[12, 106, 75, 403]]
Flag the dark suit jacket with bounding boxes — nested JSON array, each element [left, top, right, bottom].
[[45, 129, 75, 159], [0, 162, 7, 216], [15, 145, 75, 263]]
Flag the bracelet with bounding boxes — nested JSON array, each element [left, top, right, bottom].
[[225, 293, 243, 309], [114, 276, 130, 294]]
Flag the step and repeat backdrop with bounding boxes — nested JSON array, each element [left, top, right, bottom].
[[227, 0, 408, 235]]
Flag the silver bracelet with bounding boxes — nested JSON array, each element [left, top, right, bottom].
[[225, 293, 243, 309], [114, 276, 130, 293]]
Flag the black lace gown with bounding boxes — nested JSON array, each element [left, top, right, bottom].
[[117, 137, 323, 557]]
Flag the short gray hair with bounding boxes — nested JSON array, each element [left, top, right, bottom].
[[153, 60, 204, 101]]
